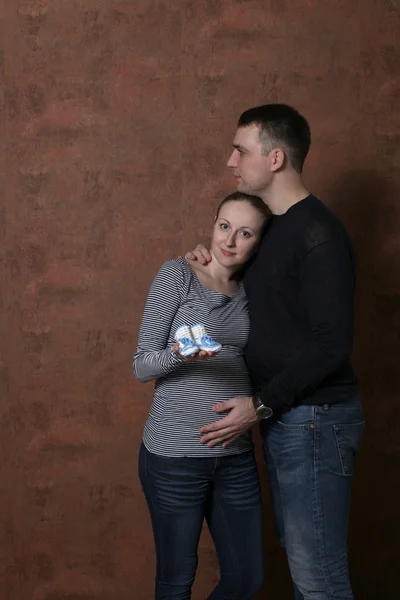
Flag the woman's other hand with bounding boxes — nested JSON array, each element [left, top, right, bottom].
[[172, 343, 216, 360]]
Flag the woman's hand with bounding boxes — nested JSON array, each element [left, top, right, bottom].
[[172, 343, 217, 360]]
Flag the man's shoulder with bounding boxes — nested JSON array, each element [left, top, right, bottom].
[[303, 195, 351, 250]]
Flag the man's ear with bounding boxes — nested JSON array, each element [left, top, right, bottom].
[[270, 147, 286, 171]]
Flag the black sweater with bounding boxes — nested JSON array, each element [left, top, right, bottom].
[[244, 194, 357, 412]]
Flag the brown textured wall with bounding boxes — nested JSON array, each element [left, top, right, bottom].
[[1, 1, 400, 599]]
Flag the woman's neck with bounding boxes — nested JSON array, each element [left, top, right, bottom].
[[206, 251, 238, 283]]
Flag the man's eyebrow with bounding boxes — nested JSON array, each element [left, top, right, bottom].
[[232, 143, 246, 150]]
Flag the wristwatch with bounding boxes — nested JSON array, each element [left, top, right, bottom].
[[252, 396, 273, 420]]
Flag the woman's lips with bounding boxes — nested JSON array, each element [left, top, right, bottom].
[[220, 248, 235, 257]]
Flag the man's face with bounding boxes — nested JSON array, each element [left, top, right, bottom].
[[227, 124, 273, 196]]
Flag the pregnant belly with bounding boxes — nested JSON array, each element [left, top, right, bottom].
[[150, 354, 253, 426], [150, 386, 253, 428]]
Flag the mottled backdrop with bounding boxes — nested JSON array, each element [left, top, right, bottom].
[[1, 1, 400, 599]]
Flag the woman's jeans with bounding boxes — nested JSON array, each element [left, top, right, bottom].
[[261, 397, 364, 600], [138, 443, 264, 600]]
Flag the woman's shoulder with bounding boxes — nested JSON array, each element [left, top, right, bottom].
[[156, 258, 193, 283]]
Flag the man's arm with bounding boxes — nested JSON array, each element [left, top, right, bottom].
[[258, 238, 355, 411], [199, 238, 355, 447]]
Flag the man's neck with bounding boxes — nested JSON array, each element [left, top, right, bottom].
[[260, 174, 310, 215]]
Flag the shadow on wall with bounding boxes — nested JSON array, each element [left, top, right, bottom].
[[330, 170, 400, 600]]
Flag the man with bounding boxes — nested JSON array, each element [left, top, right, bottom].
[[187, 104, 364, 599]]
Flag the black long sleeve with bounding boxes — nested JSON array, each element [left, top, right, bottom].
[[244, 195, 357, 412]]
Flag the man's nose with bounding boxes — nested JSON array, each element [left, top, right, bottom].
[[227, 150, 238, 168]]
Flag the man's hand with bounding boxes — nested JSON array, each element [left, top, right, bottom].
[[199, 396, 257, 448], [185, 244, 212, 266]]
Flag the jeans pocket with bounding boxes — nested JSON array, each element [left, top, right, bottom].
[[333, 421, 364, 476], [276, 405, 315, 429], [276, 420, 314, 430]]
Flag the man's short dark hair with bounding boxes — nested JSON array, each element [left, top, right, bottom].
[[238, 104, 311, 173]]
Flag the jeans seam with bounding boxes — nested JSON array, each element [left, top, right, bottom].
[[276, 422, 314, 429], [333, 421, 364, 476], [312, 417, 340, 600], [334, 426, 349, 477], [142, 447, 170, 600], [211, 493, 242, 600], [268, 438, 286, 550], [316, 406, 361, 412], [333, 421, 365, 430], [140, 447, 157, 597]]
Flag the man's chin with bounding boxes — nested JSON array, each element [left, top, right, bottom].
[[236, 181, 247, 193], [236, 181, 260, 196]]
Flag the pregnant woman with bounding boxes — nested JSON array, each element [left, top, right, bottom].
[[134, 191, 269, 600]]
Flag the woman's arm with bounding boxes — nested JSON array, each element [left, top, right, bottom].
[[133, 260, 186, 383]]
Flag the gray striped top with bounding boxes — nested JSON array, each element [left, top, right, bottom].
[[133, 258, 253, 457]]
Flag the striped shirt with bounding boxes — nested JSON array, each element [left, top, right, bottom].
[[133, 258, 254, 457]]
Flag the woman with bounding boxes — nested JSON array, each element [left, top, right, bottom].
[[134, 191, 269, 600]]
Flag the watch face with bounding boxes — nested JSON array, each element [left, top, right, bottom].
[[258, 406, 273, 420]]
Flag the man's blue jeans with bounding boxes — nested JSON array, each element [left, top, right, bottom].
[[261, 397, 364, 600], [138, 443, 264, 599]]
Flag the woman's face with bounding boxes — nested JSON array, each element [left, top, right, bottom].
[[211, 200, 266, 269]]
